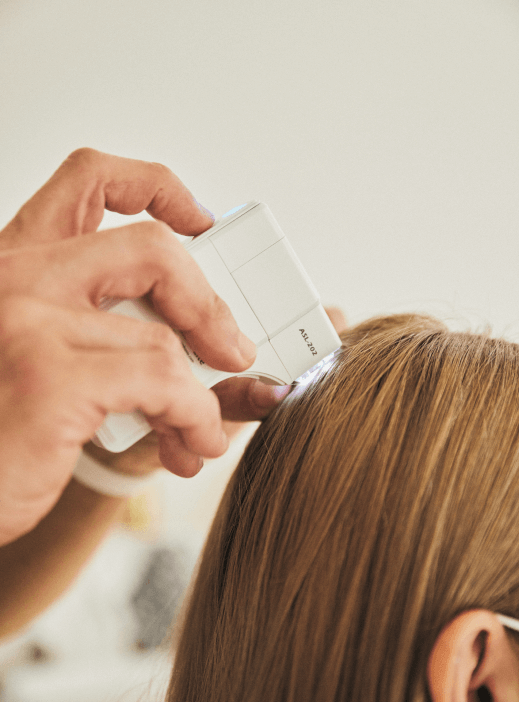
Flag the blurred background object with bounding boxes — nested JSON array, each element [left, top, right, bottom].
[[1, 0, 519, 699]]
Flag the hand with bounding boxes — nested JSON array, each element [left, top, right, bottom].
[[85, 307, 348, 477], [0, 149, 257, 544], [212, 306, 348, 418]]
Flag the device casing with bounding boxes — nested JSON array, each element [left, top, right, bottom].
[[94, 202, 341, 452]]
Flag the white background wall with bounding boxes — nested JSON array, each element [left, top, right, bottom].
[[1, 0, 519, 337]]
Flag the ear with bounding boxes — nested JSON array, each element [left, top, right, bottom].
[[427, 609, 519, 701]]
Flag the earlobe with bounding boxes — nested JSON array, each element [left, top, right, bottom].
[[427, 610, 519, 701]]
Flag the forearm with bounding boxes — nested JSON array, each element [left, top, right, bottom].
[[0, 421, 275, 639], [0, 477, 126, 639]]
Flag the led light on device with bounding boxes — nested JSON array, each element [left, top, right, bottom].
[[294, 348, 342, 387], [222, 203, 248, 218], [95, 202, 342, 452]]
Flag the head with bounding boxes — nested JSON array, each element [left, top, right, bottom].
[[168, 313, 519, 701]]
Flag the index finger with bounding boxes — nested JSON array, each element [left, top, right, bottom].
[[0, 222, 257, 373], [1, 148, 213, 248]]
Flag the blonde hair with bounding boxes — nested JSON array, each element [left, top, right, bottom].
[[168, 314, 519, 702]]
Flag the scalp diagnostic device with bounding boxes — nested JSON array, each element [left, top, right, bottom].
[[94, 202, 341, 452]]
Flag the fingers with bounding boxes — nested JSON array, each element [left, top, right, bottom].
[[0, 294, 226, 477], [153, 431, 207, 478], [84, 434, 162, 477], [10, 223, 256, 372], [35, 302, 180, 352], [213, 377, 292, 421], [53, 301, 230, 467], [85, 418, 246, 479], [78, 346, 228, 466], [88, 223, 256, 371], [1, 148, 213, 249], [85, 429, 204, 479]]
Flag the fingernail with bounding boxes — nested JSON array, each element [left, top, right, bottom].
[[238, 333, 257, 364], [198, 456, 204, 470], [196, 200, 215, 223]]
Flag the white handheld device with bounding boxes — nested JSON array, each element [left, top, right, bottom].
[[94, 202, 341, 452]]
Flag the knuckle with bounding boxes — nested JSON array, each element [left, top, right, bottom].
[[145, 219, 175, 246], [150, 161, 176, 182], [154, 349, 184, 386], [0, 330, 61, 399], [64, 147, 102, 172], [129, 220, 175, 255], [0, 295, 44, 340], [148, 322, 181, 352], [179, 291, 232, 338], [140, 221, 177, 267], [116, 220, 176, 266]]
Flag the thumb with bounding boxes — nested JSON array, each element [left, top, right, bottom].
[[212, 377, 292, 421]]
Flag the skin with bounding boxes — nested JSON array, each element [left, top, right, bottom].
[[0, 307, 343, 639], [0, 148, 345, 637], [4, 152, 514, 695], [428, 610, 519, 700], [0, 147, 301, 546]]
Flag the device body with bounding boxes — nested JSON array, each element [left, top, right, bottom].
[[94, 202, 341, 452]]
